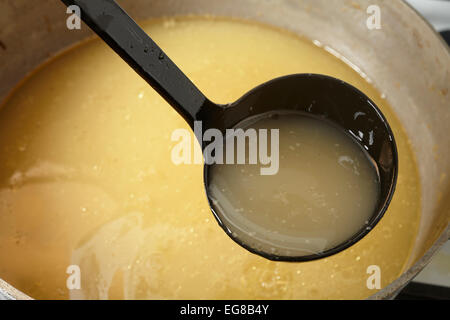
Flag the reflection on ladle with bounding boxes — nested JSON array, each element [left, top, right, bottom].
[[61, 0, 398, 261]]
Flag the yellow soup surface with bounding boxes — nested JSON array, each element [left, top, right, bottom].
[[0, 17, 420, 300]]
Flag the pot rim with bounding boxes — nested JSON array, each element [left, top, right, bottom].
[[367, 0, 450, 300], [0, 0, 448, 300]]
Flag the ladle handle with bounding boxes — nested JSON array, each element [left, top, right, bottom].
[[61, 0, 211, 126]]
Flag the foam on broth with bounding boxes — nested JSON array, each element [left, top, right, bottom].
[[0, 17, 420, 299]]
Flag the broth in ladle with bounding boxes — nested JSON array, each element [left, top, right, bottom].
[[208, 111, 380, 258]]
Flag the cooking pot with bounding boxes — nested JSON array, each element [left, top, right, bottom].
[[0, 0, 448, 300]]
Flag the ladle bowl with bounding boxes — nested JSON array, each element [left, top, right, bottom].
[[204, 74, 398, 261]]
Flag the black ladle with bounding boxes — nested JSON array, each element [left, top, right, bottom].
[[61, 0, 398, 262]]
